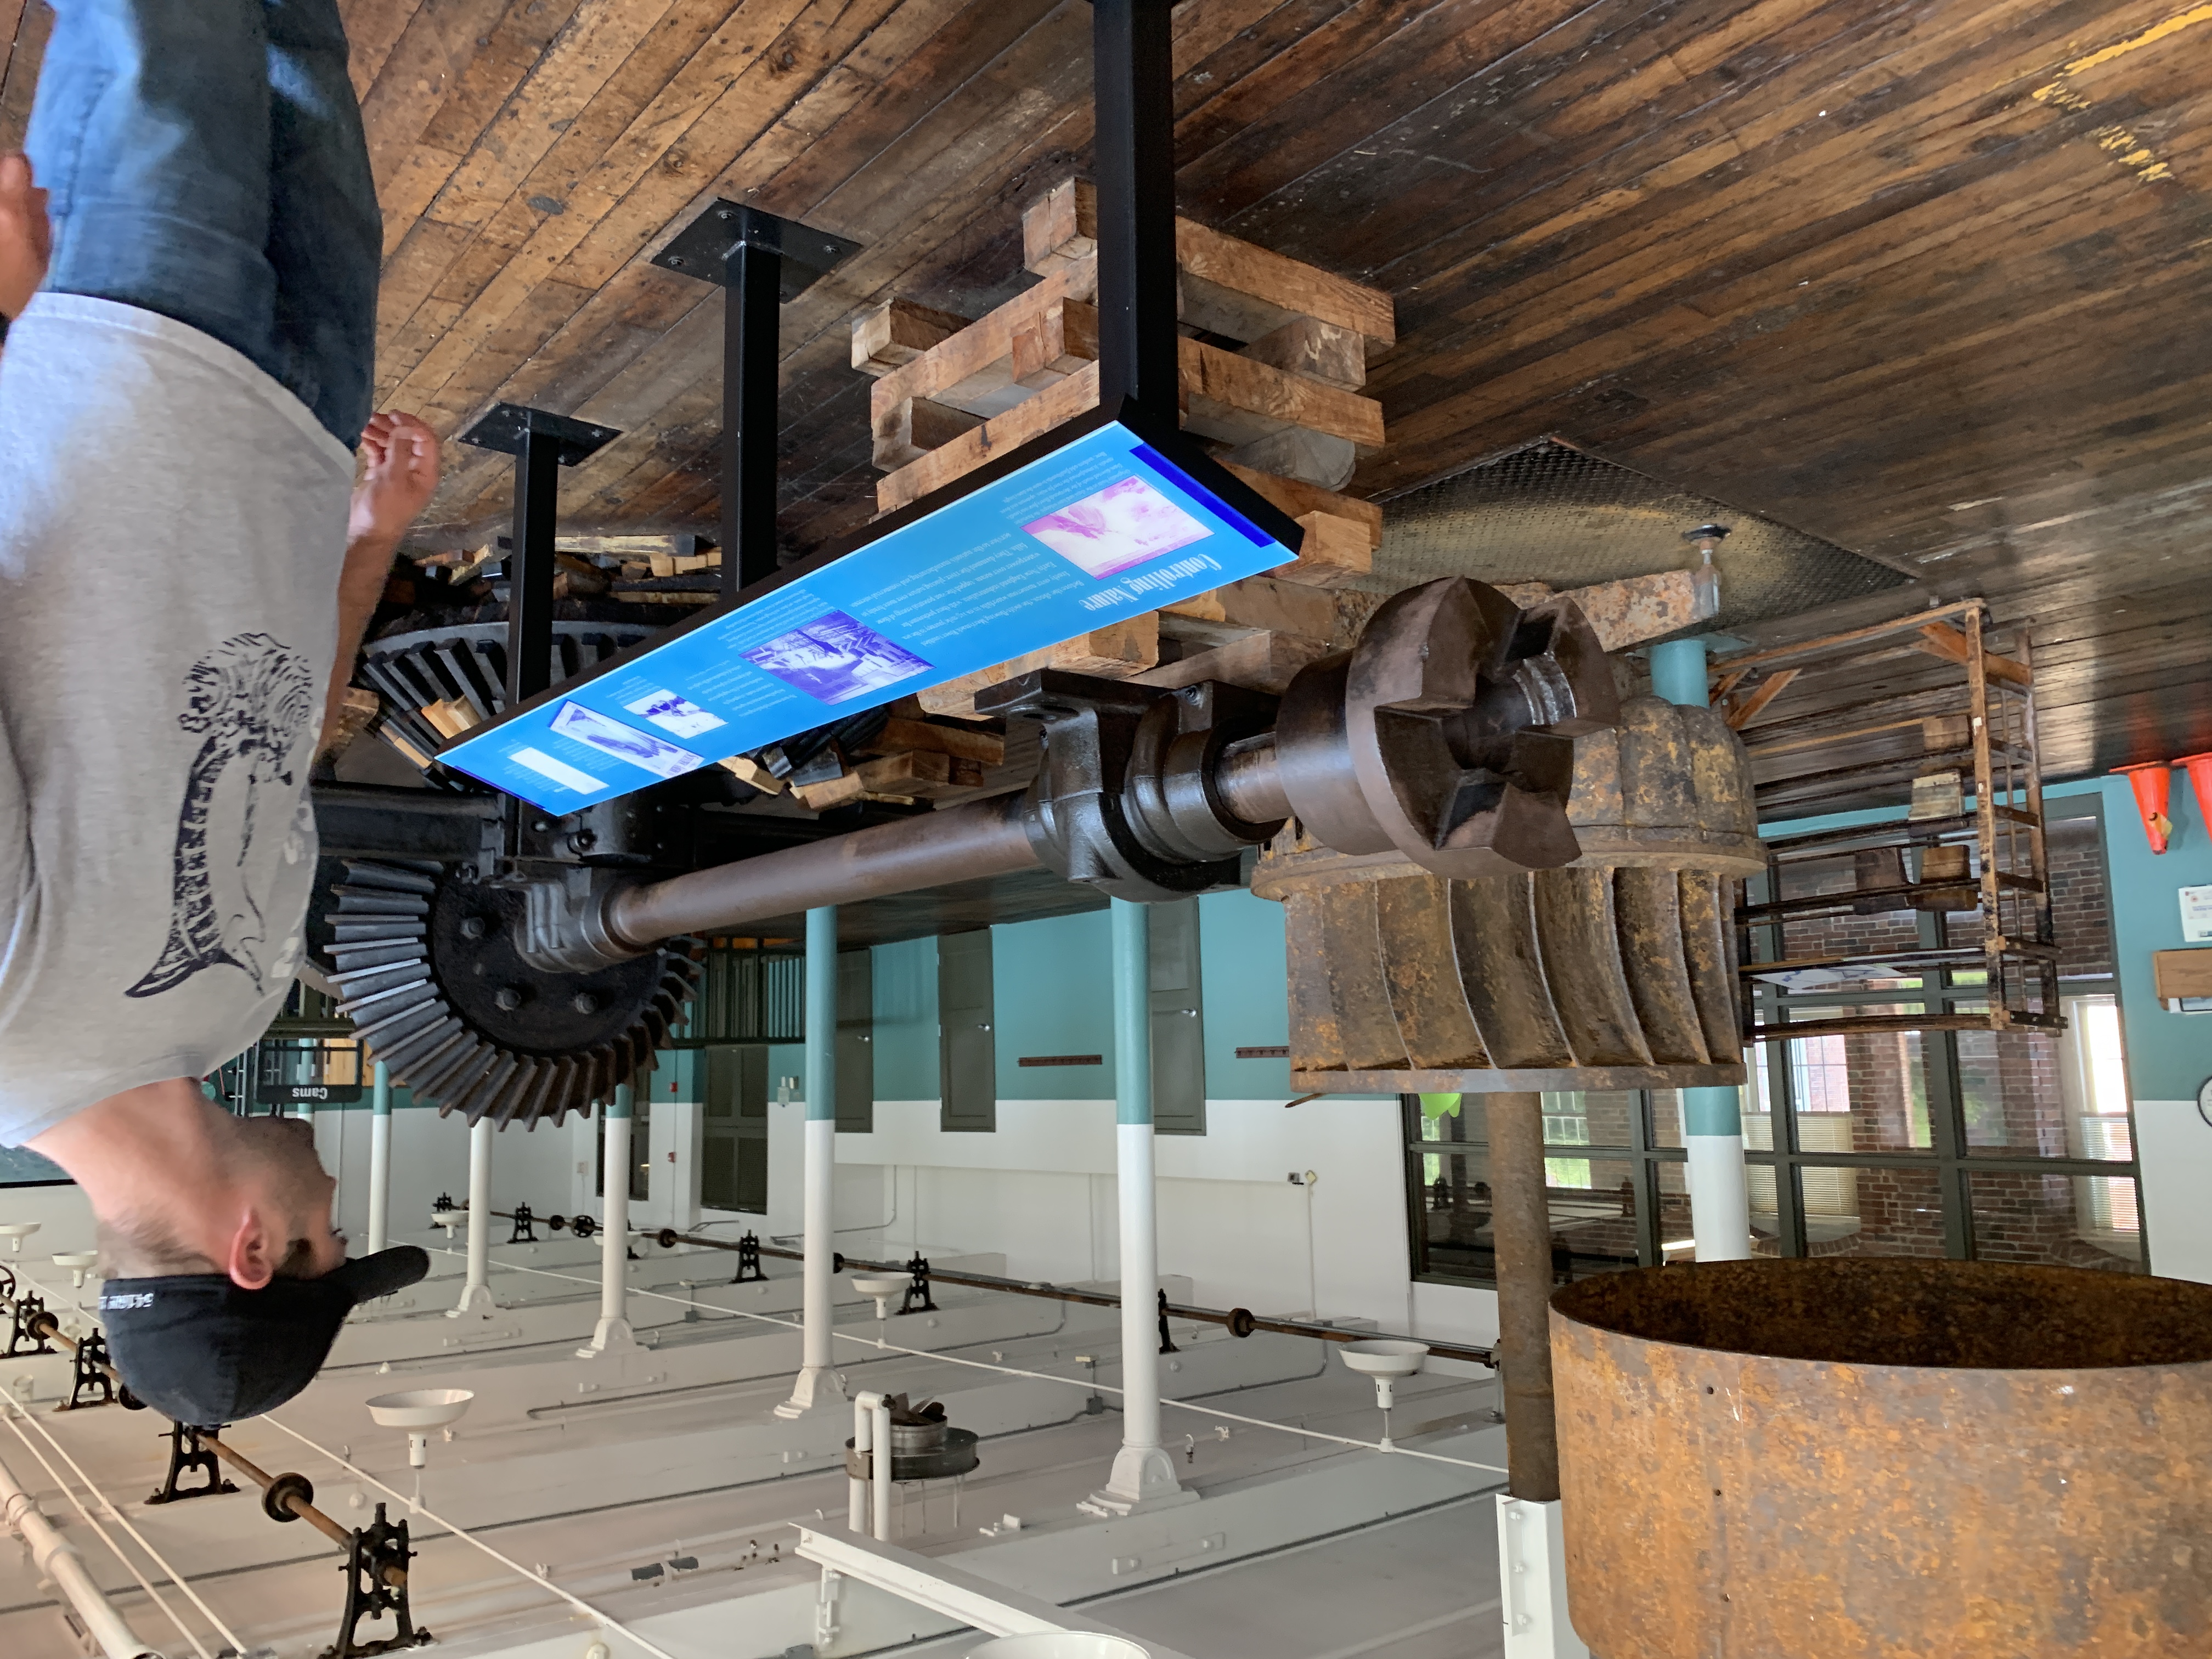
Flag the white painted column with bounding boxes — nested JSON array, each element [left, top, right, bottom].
[[1497, 1494, 1591, 1658], [1651, 634, 1756, 1262], [1685, 1098, 1754, 1261], [449, 1116, 496, 1316], [366, 1060, 393, 1256], [1082, 900, 1192, 1517], [581, 1085, 640, 1355], [778, 906, 844, 1417]]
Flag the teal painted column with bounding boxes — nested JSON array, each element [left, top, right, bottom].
[[778, 905, 843, 1413], [1086, 899, 1187, 1514], [806, 905, 838, 1126], [1653, 633, 1753, 1260], [1649, 636, 1710, 709], [1683, 1086, 1742, 1137], [366, 1061, 393, 1254]]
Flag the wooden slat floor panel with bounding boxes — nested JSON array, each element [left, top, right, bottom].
[[0, 0, 2206, 782]]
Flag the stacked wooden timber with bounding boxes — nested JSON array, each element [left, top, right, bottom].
[[778, 710, 1009, 810], [853, 176, 1397, 718]]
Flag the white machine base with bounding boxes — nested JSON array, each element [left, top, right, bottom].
[[1078, 1444, 1198, 1518], [1497, 1495, 1590, 1658], [775, 1363, 847, 1418], [576, 1317, 637, 1357], [447, 1282, 498, 1317]]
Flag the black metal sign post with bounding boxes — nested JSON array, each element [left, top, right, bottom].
[[456, 402, 623, 709], [1092, 0, 1181, 416], [652, 204, 861, 597]]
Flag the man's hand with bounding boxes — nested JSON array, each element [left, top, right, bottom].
[[348, 411, 442, 548], [0, 153, 51, 320]]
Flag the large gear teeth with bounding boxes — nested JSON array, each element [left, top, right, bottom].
[[319, 860, 701, 1129]]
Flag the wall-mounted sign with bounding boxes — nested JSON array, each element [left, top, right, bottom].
[[260, 1083, 363, 1106], [2180, 883, 2212, 944], [439, 418, 1299, 813]]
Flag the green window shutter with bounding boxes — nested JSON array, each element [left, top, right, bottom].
[[837, 947, 875, 1132], [1149, 899, 1206, 1135], [938, 930, 997, 1132], [701, 1046, 769, 1213]]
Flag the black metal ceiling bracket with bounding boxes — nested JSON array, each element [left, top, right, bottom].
[[1092, 0, 1181, 416], [654, 200, 863, 597]]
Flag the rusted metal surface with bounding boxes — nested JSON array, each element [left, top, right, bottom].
[[1485, 1090, 1559, 1501], [1495, 569, 1716, 653], [1552, 1259, 2212, 1658], [1256, 692, 1764, 1090]]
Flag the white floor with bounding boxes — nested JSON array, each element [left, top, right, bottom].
[[0, 1232, 1509, 1659]]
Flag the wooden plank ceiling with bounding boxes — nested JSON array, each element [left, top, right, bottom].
[[2, 0, 2208, 783]]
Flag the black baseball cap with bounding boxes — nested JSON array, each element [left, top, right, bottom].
[[98, 1247, 430, 1425]]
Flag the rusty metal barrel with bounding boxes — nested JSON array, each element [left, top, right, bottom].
[[1552, 1259, 2212, 1658]]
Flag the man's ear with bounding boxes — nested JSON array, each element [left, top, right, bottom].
[[224, 1208, 280, 1290]]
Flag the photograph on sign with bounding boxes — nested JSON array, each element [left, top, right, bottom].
[[1024, 475, 1210, 577], [551, 701, 708, 780], [438, 420, 1297, 812], [740, 610, 933, 705], [625, 689, 726, 739]]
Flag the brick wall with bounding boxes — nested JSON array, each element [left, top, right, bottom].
[[2046, 812, 2113, 977], [1747, 814, 2137, 1269]]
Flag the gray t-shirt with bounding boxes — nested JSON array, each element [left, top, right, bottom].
[[0, 294, 352, 1145]]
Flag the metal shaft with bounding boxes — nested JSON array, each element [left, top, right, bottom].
[[606, 790, 1039, 947], [487, 1209, 1497, 1367], [199, 1436, 357, 1551], [1216, 733, 1290, 822], [1486, 1089, 1561, 1502]]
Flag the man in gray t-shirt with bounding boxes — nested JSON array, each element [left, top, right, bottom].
[[0, 0, 443, 1423]]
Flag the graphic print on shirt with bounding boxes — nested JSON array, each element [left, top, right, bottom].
[[127, 634, 317, 1000]]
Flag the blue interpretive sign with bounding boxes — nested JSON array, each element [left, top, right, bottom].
[[439, 419, 1299, 812]]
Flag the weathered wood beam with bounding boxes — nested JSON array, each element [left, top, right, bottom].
[[851, 297, 973, 377]]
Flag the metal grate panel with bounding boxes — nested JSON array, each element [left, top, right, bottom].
[[1375, 438, 1910, 634]]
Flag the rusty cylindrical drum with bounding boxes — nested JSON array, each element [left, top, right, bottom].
[[1552, 1259, 2212, 1657]]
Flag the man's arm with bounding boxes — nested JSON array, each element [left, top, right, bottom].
[[0, 153, 50, 341], [323, 411, 441, 748]]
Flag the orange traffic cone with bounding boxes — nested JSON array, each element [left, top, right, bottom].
[[2113, 760, 2173, 854], [2177, 753, 2212, 843]]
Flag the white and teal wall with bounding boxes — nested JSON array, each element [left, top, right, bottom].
[[2069, 771, 2212, 1282], [711, 890, 1494, 1351]]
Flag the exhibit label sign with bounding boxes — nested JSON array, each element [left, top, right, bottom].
[[441, 420, 1296, 812]]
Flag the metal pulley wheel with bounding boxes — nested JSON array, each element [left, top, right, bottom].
[[317, 859, 701, 1126]]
